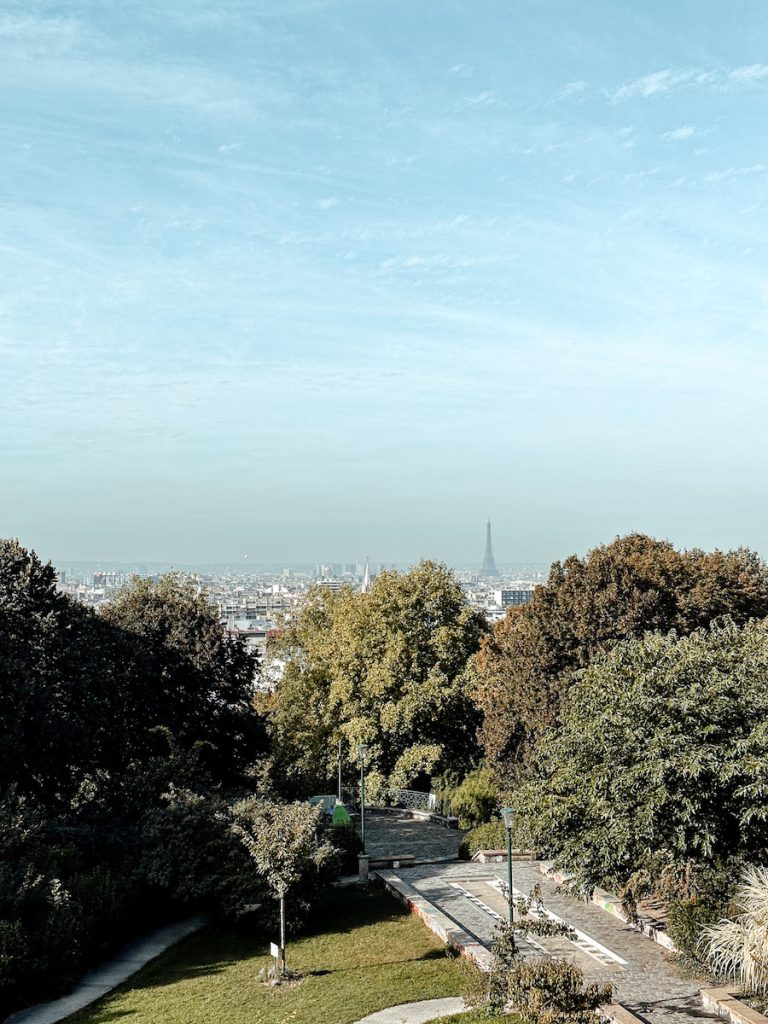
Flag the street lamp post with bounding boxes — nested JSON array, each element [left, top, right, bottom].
[[358, 744, 369, 853], [501, 807, 516, 951]]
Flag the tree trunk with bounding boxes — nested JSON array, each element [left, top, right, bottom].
[[279, 891, 286, 976]]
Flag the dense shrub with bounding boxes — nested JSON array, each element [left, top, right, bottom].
[[502, 957, 612, 1023], [442, 768, 499, 829], [473, 923, 612, 1022], [460, 820, 506, 859], [327, 822, 363, 874], [139, 788, 261, 917], [667, 895, 727, 966]]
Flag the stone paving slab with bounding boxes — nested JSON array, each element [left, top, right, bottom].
[[377, 870, 493, 970], [353, 997, 467, 1023], [366, 811, 464, 863]]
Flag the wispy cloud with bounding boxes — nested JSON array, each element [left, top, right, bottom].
[[611, 68, 705, 101], [465, 90, 497, 107], [729, 63, 768, 83], [661, 125, 695, 141], [378, 253, 512, 273], [552, 80, 587, 102], [449, 63, 473, 77], [702, 163, 767, 183], [612, 63, 768, 101], [315, 196, 339, 210]]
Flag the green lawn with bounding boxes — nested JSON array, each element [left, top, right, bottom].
[[66, 884, 477, 1024]]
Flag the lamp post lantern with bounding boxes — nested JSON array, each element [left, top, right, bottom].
[[358, 744, 369, 853], [501, 807, 516, 951]]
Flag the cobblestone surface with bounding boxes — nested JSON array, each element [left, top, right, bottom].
[[363, 814, 725, 1023], [398, 860, 720, 1024], [365, 810, 465, 862]]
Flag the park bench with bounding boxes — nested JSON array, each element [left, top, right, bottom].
[[369, 854, 416, 869]]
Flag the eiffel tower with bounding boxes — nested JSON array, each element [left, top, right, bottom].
[[481, 520, 499, 578]]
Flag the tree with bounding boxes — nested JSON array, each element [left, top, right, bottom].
[[270, 561, 488, 797], [517, 620, 768, 897], [230, 797, 333, 976], [0, 539, 128, 809], [0, 543, 270, 1013], [102, 575, 262, 782], [472, 534, 768, 786]]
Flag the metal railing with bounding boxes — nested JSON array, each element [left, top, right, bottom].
[[338, 786, 441, 814], [378, 788, 438, 812]]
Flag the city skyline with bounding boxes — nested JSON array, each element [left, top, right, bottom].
[[4, 2, 768, 563]]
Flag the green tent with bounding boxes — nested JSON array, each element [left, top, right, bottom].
[[331, 803, 352, 826]]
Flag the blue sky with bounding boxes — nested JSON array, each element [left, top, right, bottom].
[[3, 0, 768, 566]]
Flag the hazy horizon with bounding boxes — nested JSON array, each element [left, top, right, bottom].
[[4, 1, 768, 565]]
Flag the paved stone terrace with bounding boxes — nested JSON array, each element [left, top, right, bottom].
[[365, 810, 465, 862], [363, 812, 722, 1024]]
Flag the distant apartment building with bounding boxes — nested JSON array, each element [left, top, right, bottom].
[[494, 588, 534, 609], [314, 578, 345, 593]]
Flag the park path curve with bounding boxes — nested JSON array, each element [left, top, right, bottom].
[[5, 917, 203, 1024], [353, 997, 467, 1024]]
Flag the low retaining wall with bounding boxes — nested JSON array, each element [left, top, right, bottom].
[[539, 862, 676, 953], [701, 988, 768, 1024], [375, 869, 492, 972], [599, 1004, 646, 1024], [369, 806, 459, 829], [472, 849, 535, 864]]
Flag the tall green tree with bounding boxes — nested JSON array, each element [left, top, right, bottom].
[[0, 544, 270, 1014], [518, 620, 768, 896], [472, 534, 768, 786], [0, 539, 125, 808], [271, 561, 487, 797], [102, 575, 261, 782]]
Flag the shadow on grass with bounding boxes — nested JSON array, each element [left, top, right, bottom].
[[82, 883, 442, 1006]]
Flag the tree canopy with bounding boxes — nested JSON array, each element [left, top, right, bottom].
[[270, 560, 488, 797], [102, 575, 260, 782], [0, 541, 271, 1014], [472, 534, 768, 786], [518, 620, 768, 896]]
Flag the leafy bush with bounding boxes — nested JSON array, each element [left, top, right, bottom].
[[502, 957, 612, 1023], [442, 768, 499, 829], [327, 822, 363, 874], [667, 894, 727, 966], [472, 920, 612, 1022], [460, 820, 505, 859], [139, 788, 261, 918]]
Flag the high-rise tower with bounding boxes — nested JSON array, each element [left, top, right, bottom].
[[481, 520, 499, 577]]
